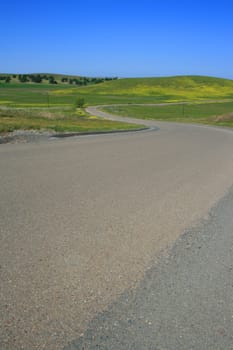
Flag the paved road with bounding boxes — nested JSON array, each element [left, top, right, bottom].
[[65, 185, 233, 350], [1, 112, 233, 349]]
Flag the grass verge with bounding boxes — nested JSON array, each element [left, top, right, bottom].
[[0, 107, 143, 134], [102, 101, 233, 128]]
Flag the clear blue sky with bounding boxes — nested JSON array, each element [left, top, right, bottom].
[[1, 0, 233, 78]]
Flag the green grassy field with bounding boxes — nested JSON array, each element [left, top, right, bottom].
[[102, 101, 233, 128], [0, 83, 77, 107], [0, 107, 143, 134], [1, 76, 233, 107], [1, 75, 233, 134], [73, 75, 233, 101]]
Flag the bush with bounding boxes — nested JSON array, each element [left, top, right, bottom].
[[74, 98, 85, 108]]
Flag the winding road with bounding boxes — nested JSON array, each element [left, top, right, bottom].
[[1, 106, 233, 349]]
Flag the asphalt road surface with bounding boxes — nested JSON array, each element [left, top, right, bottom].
[[1, 110, 233, 350]]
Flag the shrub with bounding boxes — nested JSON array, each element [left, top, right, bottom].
[[74, 98, 85, 108]]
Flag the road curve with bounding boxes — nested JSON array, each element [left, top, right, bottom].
[[86, 105, 161, 128], [1, 110, 233, 349]]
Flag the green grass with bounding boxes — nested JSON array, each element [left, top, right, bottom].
[[0, 83, 76, 107], [102, 101, 233, 128], [53, 75, 233, 103], [1, 76, 233, 107], [1, 75, 233, 134], [0, 107, 143, 134]]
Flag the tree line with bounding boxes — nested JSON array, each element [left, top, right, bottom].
[[0, 74, 118, 85]]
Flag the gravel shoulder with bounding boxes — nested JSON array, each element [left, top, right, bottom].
[[0, 126, 148, 145]]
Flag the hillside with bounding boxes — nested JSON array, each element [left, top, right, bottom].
[[1, 75, 233, 107], [58, 75, 233, 102]]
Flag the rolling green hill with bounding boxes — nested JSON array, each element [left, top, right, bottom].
[[0, 75, 233, 107], [1, 75, 233, 133], [53, 75, 233, 103]]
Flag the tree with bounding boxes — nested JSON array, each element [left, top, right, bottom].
[[29, 74, 42, 83], [74, 98, 85, 108], [49, 76, 57, 84], [19, 75, 29, 83]]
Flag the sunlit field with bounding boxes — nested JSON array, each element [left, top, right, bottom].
[[1, 75, 233, 133]]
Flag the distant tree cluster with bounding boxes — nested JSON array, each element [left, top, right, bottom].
[[63, 76, 118, 86], [0, 76, 11, 83], [0, 74, 118, 85], [17, 74, 58, 84]]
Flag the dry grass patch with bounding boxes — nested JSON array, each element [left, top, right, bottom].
[[214, 112, 233, 122]]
